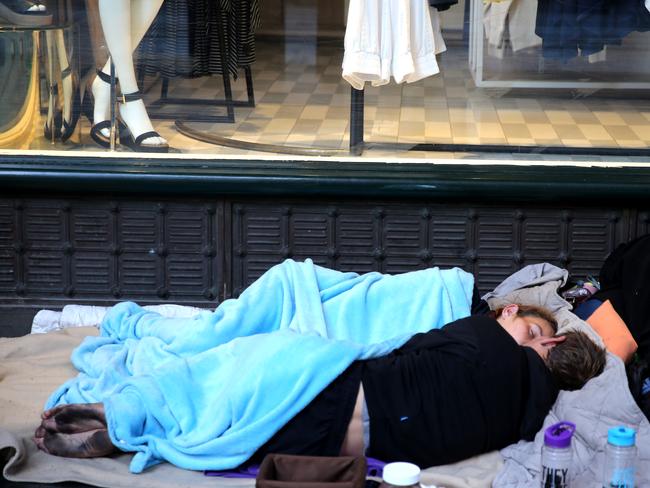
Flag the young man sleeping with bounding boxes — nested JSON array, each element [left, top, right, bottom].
[[34, 303, 606, 469]]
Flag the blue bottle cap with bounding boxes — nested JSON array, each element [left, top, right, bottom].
[[544, 421, 576, 448], [607, 426, 636, 447]]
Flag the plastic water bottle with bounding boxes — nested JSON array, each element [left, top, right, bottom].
[[541, 421, 575, 488], [378, 462, 422, 488], [603, 426, 637, 488]]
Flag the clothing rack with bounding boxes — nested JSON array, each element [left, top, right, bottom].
[[144, 0, 255, 123], [469, 0, 650, 89]]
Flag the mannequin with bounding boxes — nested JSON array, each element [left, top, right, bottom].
[[44, 29, 78, 142], [91, 0, 167, 152]]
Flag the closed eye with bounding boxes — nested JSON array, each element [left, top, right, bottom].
[[529, 324, 542, 338]]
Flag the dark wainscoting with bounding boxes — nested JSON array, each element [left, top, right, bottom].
[[2, 154, 650, 336], [1, 192, 648, 336]]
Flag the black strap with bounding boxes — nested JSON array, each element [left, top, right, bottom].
[[134, 131, 161, 145], [96, 69, 117, 85], [61, 67, 72, 79], [119, 91, 142, 104]]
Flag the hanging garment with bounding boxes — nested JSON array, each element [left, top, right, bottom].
[[136, 0, 260, 79], [482, 0, 541, 58], [535, 0, 650, 61], [429, 0, 458, 12], [342, 0, 445, 90]]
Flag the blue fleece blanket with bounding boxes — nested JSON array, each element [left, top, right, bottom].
[[46, 259, 474, 473]]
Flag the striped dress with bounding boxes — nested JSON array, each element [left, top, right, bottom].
[[136, 0, 260, 79]]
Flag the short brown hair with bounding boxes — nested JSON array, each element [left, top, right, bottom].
[[493, 304, 558, 333], [546, 330, 606, 391]]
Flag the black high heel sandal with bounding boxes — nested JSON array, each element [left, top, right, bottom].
[[59, 67, 81, 143], [88, 70, 116, 149], [117, 91, 169, 153], [43, 81, 61, 141], [0, 0, 52, 27]]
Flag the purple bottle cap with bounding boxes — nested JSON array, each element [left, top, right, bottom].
[[544, 421, 576, 448]]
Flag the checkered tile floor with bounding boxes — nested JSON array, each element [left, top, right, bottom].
[[45, 38, 650, 160]]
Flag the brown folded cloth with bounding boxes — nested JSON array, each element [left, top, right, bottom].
[[256, 454, 367, 488]]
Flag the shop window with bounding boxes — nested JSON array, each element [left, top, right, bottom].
[[0, 0, 649, 161]]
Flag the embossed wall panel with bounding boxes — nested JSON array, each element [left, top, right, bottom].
[[522, 213, 563, 262], [291, 212, 329, 256], [0, 196, 644, 321], [71, 208, 112, 251], [24, 205, 64, 249], [25, 251, 64, 291], [477, 212, 517, 258], [0, 250, 15, 290], [166, 208, 206, 252], [337, 211, 376, 256], [429, 211, 469, 256], [120, 207, 158, 250], [72, 253, 111, 292], [0, 202, 15, 248]]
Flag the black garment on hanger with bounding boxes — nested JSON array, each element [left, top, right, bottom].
[[429, 0, 458, 12], [535, 0, 650, 61]]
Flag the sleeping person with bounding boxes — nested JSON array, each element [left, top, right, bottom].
[[33, 303, 606, 470]]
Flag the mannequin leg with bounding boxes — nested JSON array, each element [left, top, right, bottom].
[[96, 0, 165, 147], [54, 30, 73, 129], [93, 0, 163, 131]]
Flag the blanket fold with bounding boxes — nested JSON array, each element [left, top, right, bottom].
[[46, 259, 474, 473]]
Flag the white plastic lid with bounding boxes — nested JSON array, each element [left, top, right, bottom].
[[382, 462, 421, 486]]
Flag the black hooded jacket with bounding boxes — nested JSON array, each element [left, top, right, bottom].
[[361, 315, 558, 467]]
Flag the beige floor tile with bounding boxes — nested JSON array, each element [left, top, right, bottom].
[[264, 118, 297, 134], [544, 110, 574, 124], [506, 138, 536, 145], [449, 107, 474, 123], [593, 111, 627, 126], [577, 124, 615, 141], [398, 121, 425, 138], [501, 124, 532, 139], [319, 119, 350, 133], [453, 136, 482, 144], [552, 124, 584, 139], [497, 109, 526, 124], [452, 123, 479, 138], [400, 107, 426, 122], [614, 140, 648, 148], [301, 106, 329, 119], [629, 125, 650, 142], [605, 125, 643, 141], [527, 124, 558, 140], [559, 139, 593, 147], [619, 112, 650, 125], [425, 122, 453, 138], [476, 122, 506, 139], [284, 93, 312, 105], [314, 83, 339, 95], [268, 81, 295, 92]]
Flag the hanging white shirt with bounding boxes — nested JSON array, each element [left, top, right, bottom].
[[342, 0, 446, 89]]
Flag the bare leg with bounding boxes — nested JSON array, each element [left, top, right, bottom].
[[95, 0, 166, 147]]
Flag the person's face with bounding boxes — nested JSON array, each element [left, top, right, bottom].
[[496, 304, 555, 346]]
